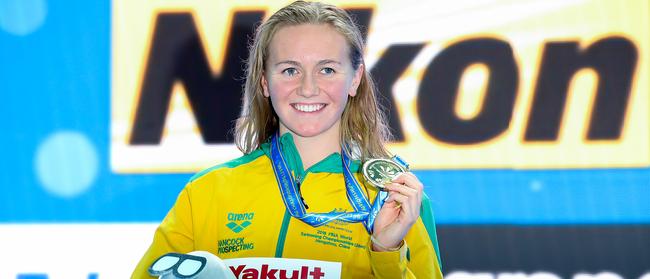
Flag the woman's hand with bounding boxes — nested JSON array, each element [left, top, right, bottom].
[[371, 172, 423, 251]]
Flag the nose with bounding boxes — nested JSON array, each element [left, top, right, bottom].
[[298, 73, 318, 97]]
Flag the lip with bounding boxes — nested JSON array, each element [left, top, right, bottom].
[[291, 103, 327, 113]]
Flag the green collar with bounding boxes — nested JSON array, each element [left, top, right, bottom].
[[260, 133, 361, 178]]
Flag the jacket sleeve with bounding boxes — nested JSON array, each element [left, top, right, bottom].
[[368, 194, 443, 278], [131, 185, 195, 279]]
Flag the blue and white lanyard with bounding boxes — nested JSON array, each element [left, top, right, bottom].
[[270, 133, 387, 234]]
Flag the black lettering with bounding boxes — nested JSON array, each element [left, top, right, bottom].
[[349, 8, 419, 142], [130, 9, 372, 145], [525, 37, 637, 141], [417, 38, 518, 144], [130, 11, 264, 144], [344, 8, 372, 40], [371, 44, 426, 141]]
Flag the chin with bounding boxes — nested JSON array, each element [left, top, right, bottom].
[[292, 129, 324, 138], [288, 124, 328, 138]]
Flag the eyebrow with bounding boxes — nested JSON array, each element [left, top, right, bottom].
[[274, 59, 342, 67]]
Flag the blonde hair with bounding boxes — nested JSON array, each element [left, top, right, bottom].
[[235, 0, 391, 160]]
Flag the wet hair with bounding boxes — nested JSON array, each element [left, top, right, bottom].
[[234, 0, 391, 160]]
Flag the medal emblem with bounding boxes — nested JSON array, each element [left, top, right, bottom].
[[362, 156, 409, 190]]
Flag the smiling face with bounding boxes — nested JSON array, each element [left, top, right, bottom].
[[262, 24, 363, 143]]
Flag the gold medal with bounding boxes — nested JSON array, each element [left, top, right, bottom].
[[362, 156, 409, 191]]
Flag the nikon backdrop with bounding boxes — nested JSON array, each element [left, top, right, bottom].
[[1, 0, 648, 278]]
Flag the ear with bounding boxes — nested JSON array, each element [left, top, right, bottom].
[[349, 64, 364, 97], [261, 73, 270, 97]]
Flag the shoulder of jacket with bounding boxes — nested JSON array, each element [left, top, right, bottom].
[[188, 148, 266, 183]]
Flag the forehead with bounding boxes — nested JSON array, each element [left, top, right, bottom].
[[267, 24, 350, 64]]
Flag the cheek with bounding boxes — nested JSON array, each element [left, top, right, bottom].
[[321, 80, 352, 101], [268, 79, 298, 99]]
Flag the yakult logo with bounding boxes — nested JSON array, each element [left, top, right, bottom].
[[223, 258, 341, 279], [230, 264, 325, 279]]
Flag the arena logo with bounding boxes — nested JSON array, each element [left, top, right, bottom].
[[112, 1, 649, 172]]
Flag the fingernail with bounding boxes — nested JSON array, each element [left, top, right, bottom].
[[391, 173, 403, 182]]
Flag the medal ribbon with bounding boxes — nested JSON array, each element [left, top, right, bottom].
[[270, 133, 387, 234]]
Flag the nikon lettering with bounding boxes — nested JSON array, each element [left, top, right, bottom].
[[128, 11, 637, 145], [114, 2, 648, 171]]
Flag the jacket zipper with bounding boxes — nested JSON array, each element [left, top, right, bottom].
[[296, 175, 309, 209], [275, 174, 307, 257]]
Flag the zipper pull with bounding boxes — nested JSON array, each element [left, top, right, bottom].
[[296, 179, 309, 209]]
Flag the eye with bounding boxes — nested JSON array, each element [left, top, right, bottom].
[[320, 67, 335, 75], [282, 67, 298, 76]]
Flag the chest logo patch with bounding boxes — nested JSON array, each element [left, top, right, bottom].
[[226, 212, 254, 233]]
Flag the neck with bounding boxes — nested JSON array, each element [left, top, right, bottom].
[[280, 124, 341, 170]]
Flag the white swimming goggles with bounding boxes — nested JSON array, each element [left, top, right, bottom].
[[148, 252, 207, 278]]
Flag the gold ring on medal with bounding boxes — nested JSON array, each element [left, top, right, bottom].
[[362, 158, 407, 191]]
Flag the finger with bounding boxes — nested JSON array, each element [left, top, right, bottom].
[[381, 200, 401, 210], [400, 173, 424, 191], [386, 183, 422, 212], [391, 172, 424, 191], [386, 192, 416, 210], [385, 192, 419, 221], [384, 183, 417, 197], [387, 185, 422, 210], [384, 190, 409, 204], [380, 200, 402, 210], [385, 184, 420, 213]]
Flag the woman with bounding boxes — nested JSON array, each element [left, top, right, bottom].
[[133, 1, 442, 278]]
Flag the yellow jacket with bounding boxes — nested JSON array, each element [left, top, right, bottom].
[[132, 134, 443, 278]]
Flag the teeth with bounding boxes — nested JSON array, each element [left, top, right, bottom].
[[293, 104, 325, 112]]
